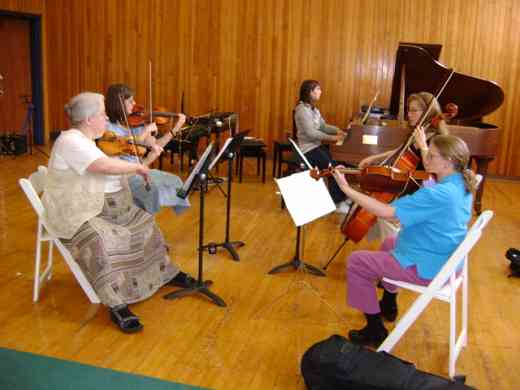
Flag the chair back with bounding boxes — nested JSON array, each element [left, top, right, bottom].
[[291, 109, 297, 139], [424, 210, 493, 294], [18, 165, 48, 218]]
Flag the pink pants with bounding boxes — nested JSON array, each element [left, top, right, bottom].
[[347, 236, 431, 314]]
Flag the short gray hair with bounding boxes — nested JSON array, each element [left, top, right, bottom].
[[64, 92, 104, 126]]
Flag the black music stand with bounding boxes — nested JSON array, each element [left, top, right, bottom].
[[267, 138, 328, 277], [206, 130, 249, 261], [164, 143, 226, 307], [268, 224, 325, 276]]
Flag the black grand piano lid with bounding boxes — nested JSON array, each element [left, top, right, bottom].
[[389, 43, 505, 121]]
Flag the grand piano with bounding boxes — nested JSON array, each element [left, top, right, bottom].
[[331, 43, 505, 213]]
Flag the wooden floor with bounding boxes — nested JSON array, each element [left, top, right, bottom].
[[1, 149, 520, 389]]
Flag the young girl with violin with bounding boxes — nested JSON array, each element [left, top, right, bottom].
[[359, 92, 449, 170], [294, 80, 350, 213], [357, 92, 450, 242], [331, 134, 478, 347], [104, 83, 189, 214]]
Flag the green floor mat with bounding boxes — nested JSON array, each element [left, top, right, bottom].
[[0, 347, 208, 390]]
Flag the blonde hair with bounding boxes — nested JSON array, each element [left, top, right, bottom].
[[430, 134, 478, 193], [408, 92, 449, 135], [64, 92, 104, 127]]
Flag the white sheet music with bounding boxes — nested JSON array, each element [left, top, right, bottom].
[[275, 170, 336, 227]]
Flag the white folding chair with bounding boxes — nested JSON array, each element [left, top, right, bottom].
[[377, 210, 493, 378], [19, 166, 100, 303]]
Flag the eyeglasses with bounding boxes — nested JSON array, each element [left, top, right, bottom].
[[408, 109, 424, 113], [425, 151, 444, 161]]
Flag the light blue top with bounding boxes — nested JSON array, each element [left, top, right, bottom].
[[391, 172, 472, 279]]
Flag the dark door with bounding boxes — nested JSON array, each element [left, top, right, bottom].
[[0, 16, 32, 137]]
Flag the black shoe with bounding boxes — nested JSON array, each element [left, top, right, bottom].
[[506, 248, 520, 263], [109, 305, 143, 334], [506, 248, 520, 277], [168, 272, 198, 288], [348, 324, 388, 347], [379, 299, 398, 322]]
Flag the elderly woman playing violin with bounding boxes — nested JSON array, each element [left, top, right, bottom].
[[42, 92, 197, 333], [331, 134, 478, 347], [104, 83, 189, 214]]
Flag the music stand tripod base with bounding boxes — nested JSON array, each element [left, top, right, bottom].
[[164, 280, 226, 307], [267, 226, 326, 277], [213, 241, 244, 261], [268, 257, 325, 276]]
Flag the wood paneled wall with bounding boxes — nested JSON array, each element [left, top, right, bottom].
[[39, 0, 520, 176], [0, 0, 43, 14]]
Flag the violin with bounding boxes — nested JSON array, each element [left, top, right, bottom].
[[97, 130, 151, 157], [310, 166, 431, 195], [128, 104, 194, 128]]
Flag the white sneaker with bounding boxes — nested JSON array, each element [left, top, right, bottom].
[[335, 200, 351, 214]]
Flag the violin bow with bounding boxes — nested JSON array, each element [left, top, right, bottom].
[[386, 69, 455, 166], [148, 59, 155, 134], [119, 93, 151, 191]]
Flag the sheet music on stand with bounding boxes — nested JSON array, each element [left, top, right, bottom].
[[275, 171, 335, 227], [177, 143, 214, 199], [277, 138, 335, 226]]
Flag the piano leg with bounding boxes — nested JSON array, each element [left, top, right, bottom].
[[473, 157, 492, 215]]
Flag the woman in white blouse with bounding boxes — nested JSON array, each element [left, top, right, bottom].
[[42, 92, 195, 333]]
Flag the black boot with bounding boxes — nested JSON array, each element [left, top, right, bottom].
[[348, 313, 388, 347], [379, 290, 398, 322]]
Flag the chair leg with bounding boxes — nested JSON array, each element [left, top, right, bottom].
[[462, 262, 469, 348], [239, 154, 243, 183], [257, 155, 260, 176], [272, 144, 278, 178], [55, 240, 100, 304], [46, 240, 54, 280], [33, 226, 43, 302], [449, 288, 457, 378], [262, 154, 266, 183]]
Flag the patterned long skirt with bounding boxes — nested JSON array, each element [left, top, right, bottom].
[[62, 189, 179, 307]]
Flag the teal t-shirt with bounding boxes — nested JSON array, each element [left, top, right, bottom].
[[391, 172, 472, 279]]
